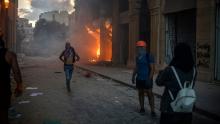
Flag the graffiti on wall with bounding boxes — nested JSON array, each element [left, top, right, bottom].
[[197, 43, 210, 68]]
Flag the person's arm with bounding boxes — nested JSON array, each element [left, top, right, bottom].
[[10, 52, 23, 97], [149, 54, 155, 80], [75, 52, 80, 61], [132, 67, 137, 84], [149, 63, 155, 80], [155, 67, 170, 86], [59, 51, 65, 63]]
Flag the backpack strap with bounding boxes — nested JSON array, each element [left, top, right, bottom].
[[190, 67, 196, 88], [168, 66, 183, 101], [171, 66, 183, 89], [168, 90, 174, 100]]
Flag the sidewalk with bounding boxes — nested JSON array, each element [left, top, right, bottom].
[[76, 63, 220, 121]]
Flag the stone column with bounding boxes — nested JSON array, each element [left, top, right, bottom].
[[112, 0, 121, 64], [196, 0, 216, 81], [127, 0, 141, 67], [149, 0, 161, 64]]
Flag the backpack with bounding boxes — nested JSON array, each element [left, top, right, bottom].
[[168, 66, 196, 112]]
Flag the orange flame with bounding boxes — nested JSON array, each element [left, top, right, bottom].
[[86, 26, 100, 60], [85, 21, 112, 63]]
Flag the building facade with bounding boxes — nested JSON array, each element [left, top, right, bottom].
[[72, 0, 219, 82], [148, 0, 219, 82], [0, 0, 18, 51], [17, 18, 33, 54]]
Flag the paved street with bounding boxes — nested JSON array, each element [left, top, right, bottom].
[[10, 57, 219, 124]]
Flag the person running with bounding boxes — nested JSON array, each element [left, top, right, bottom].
[[59, 42, 80, 92], [156, 43, 197, 124], [0, 30, 23, 124], [132, 40, 156, 116]]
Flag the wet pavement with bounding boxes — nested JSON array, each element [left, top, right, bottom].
[[9, 57, 219, 124]]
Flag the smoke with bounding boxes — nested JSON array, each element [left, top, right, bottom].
[[31, 0, 74, 12], [19, 0, 75, 23]]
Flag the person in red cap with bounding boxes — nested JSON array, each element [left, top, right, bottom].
[[132, 40, 156, 117]]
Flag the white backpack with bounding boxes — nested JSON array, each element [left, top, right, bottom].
[[168, 66, 196, 112]]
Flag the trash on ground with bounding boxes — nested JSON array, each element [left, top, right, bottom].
[[114, 100, 120, 103], [95, 77, 105, 81], [18, 100, 31, 104], [26, 87, 38, 90], [122, 70, 133, 74], [54, 72, 62, 74], [30, 92, 44, 97], [83, 72, 92, 78]]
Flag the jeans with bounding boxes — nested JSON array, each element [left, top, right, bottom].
[[64, 64, 73, 81], [64, 64, 73, 92]]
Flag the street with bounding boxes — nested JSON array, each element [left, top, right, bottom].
[[10, 57, 219, 124]]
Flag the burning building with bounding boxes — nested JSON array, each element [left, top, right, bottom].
[[69, 0, 113, 63]]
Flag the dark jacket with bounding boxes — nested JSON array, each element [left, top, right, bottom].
[[0, 48, 11, 109], [155, 66, 197, 113]]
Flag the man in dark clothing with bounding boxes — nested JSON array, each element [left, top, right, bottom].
[[0, 30, 23, 124], [132, 40, 156, 117]]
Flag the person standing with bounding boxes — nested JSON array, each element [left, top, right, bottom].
[[132, 40, 156, 116], [0, 30, 23, 124], [59, 42, 80, 92], [156, 43, 197, 124]]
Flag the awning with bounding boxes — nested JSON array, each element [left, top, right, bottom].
[[164, 0, 196, 14]]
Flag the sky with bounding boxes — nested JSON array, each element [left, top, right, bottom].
[[18, 0, 75, 27]]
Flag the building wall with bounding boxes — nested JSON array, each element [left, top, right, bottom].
[[196, 0, 216, 81], [0, 0, 18, 51], [149, 0, 218, 82]]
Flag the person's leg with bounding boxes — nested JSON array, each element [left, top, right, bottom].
[[138, 89, 145, 113], [146, 89, 156, 116], [69, 66, 73, 81], [64, 66, 71, 92], [146, 89, 155, 112]]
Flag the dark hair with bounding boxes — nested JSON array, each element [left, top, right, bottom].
[[169, 43, 195, 72]]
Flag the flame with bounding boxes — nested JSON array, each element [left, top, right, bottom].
[[104, 21, 112, 61], [86, 26, 100, 60], [85, 20, 112, 63]]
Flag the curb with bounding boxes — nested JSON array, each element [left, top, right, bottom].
[[76, 65, 220, 122]]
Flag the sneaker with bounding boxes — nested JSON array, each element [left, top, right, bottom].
[[151, 111, 156, 117], [139, 109, 145, 115]]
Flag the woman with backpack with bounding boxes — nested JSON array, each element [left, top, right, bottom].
[[156, 43, 197, 124]]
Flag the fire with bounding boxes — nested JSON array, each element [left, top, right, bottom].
[[85, 20, 112, 63], [104, 21, 112, 61], [85, 26, 100, 61], [97, 48, 100, 58]]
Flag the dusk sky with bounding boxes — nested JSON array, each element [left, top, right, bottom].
[[18, 0, 75, 26]]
